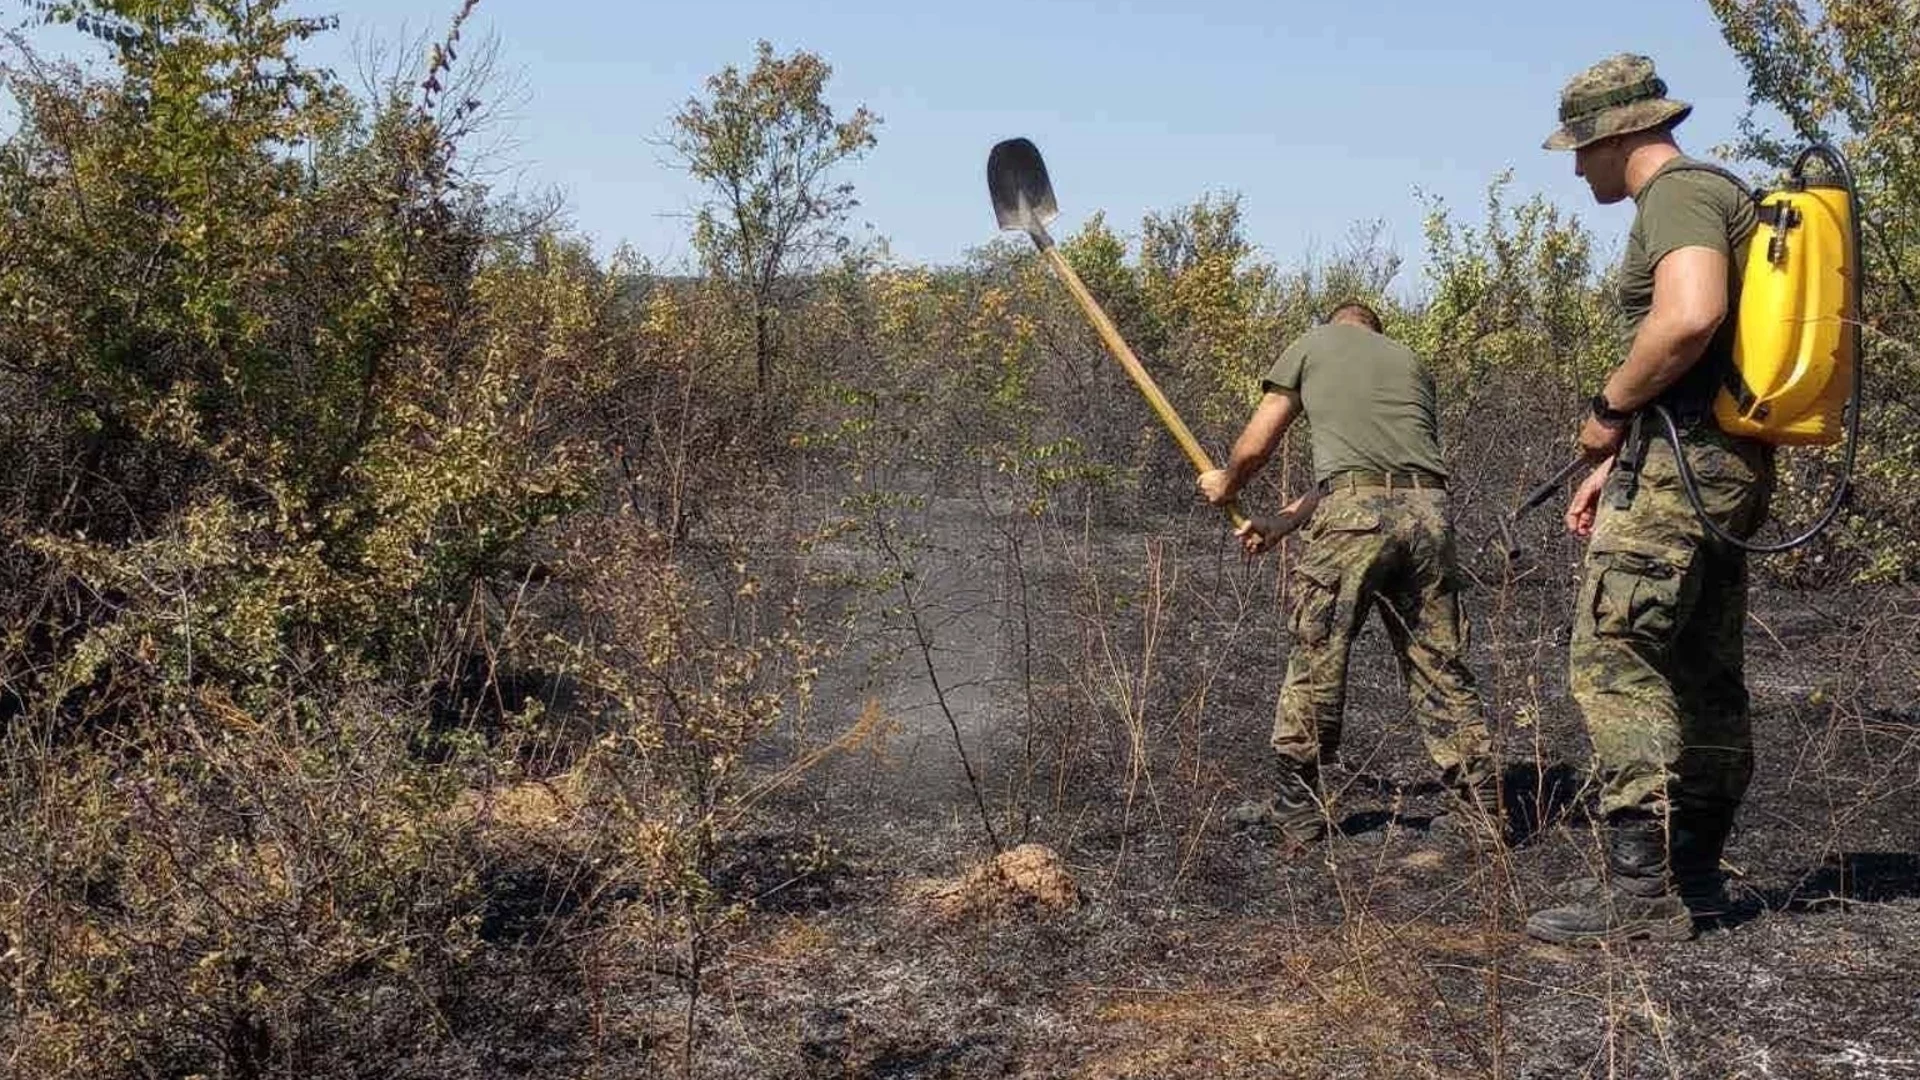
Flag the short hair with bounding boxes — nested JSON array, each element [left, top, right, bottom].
[[1324, 300, 1384, 333]]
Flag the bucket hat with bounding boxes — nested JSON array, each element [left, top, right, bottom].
[[1543, 53, 1691, 151]]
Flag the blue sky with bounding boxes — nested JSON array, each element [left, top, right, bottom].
[[28, 1, 1779, 293]]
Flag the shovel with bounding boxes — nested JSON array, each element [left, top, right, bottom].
[[1507, 457, 1587, 552], [988, 137, 1252, 534], [1512, 457, 1587, 524], [1479, 456, 1588, 565]]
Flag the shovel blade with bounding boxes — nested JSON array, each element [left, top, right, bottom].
[[988, 137, 1059, 233]]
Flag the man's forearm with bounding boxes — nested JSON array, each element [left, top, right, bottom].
[[1215, 390, 1298, 498], [1198, 390, 1301, 507], [1221, 424, 1275, 491]]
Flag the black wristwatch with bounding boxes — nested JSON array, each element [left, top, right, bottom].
[[1589, 393, 1634, 427]]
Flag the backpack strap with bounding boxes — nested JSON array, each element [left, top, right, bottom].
[[1645, 159, 1761, 205], [1646, 159, 1803, 231]]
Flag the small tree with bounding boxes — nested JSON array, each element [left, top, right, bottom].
[[668, 40, 879, 401], [1138, 193, 1285, 425]]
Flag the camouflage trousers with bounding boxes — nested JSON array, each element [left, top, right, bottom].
[[1274, 485, 1493, 788], [1573, 422, 1774, 820]]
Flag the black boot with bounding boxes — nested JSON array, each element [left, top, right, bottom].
[[1559, 806, 1738, 907], [1526, 811, 1694, 946], [1227, 758, 1326, 842], [1671, 805, 1737, 916]]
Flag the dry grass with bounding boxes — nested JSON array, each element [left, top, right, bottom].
[[1069, 917, 1533, 1079]]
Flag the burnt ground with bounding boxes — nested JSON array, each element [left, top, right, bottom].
[[484, 497, 1920, 1079]]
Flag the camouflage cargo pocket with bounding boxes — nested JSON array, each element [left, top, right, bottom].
[[1290, 561, 1343, 646], [1307, 499, 1383, 539], [1584, 533, 1693, 643]]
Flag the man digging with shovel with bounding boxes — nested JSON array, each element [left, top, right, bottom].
[[985, 139, 1498, 848], [1199, 303, 1502, 845]]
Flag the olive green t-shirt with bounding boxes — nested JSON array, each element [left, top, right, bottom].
[[1261, 323, 1449, 484], [1618, 155, 1757, 415]]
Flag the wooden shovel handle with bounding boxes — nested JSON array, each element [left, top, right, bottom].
[[1039, 245, 1251, 532]]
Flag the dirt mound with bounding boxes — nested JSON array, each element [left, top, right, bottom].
[[454, 771, 591, 845], [909, 843, 1080, 920]]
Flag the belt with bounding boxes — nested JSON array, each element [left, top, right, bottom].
[[1317, 470, 1447, 495]]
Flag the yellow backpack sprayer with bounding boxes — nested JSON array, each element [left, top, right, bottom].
[[1508, 142, 1864, 554], [1711, 143, 1860, 448]]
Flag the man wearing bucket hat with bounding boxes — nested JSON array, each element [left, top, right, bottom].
[[1526, 54, 1773, 945]]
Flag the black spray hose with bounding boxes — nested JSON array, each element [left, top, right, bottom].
[[1660, 142, 1865, 555]]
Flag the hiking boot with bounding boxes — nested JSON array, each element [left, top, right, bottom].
[[1526, 810, 1694, 946], [1670, 804, 1738, 918], [1562, 804, 1738, 911], [1226, 759, 1326, 842], [1670, 813, 1730, 876], [1528, 888, 1693, 946], [1559, 867, 1730, 911]]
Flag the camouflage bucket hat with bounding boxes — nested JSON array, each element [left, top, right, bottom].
[[1543, 53, 1691, 151]]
